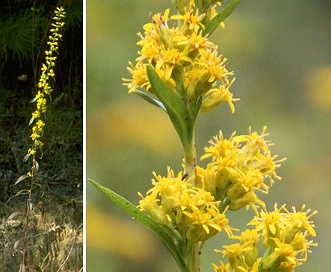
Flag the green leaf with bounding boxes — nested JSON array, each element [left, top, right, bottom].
[[30, 96, 38, 103], [88, 179, 189, 272], [23, 153, 31, 162], [146, 65, 195, 149], [28, 116, 35, 126], [135, 89, 166, 111], [15, 174, 30, 185], [203, 0, 241, 37]]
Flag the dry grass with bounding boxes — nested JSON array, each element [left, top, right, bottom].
[[0, 197, 83, 271]]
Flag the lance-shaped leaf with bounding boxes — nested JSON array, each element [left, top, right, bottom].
[[146, 65, 195, 150], [88, 179, 190, 272], [203, 0, 241, 37], [15, 174, 30, 185], [135, 89, 166, 111]]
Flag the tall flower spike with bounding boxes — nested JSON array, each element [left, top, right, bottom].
[[25, 7, 65, 172]]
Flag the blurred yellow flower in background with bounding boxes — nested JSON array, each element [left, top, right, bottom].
[[87, 100, 178, 157], [305, 65, 331, 111]]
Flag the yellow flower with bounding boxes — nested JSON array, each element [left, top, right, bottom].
[[262, 237, 297, 271], [171, 9, 205, 33], [151, 8, 170, 26], [155, 47, 192, 80], [41, 63, 47, 72], [36, 120, 45, 130], [138, 190, 170, 225], [212, 260, 231, 272], [218, 243, 252, 271], [47, 69, 55, 77], [122, 62, 149, 93], [290, 232, 317, 262], [231, 229, 260, 268], [32, 110, 40, 119], [30, 132, 40, 141], [36, 97, 47, 112], [186, 32, 213, 51], [28, 148, 36, 155], [283, 205, 317, 242], [36, 140, 43, 147], [249, 203, 286, 246], [198, 49, 232, 83], [201, 130, 238, 160], [200, 79, 238, 113]]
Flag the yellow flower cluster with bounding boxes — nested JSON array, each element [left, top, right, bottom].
[[28, 7, 65, 151], [138, 168, 234, 243], [197, 127, 286, 211], [213, 204, 317, 272], [138, 127, 285, 244], [123, 4, 237, 113]]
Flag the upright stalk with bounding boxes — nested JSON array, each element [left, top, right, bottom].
[[21, 152, 37, 269], [183, 130, 197, 184], [182, 130, 200, 272], [185, 241, 201, 272]]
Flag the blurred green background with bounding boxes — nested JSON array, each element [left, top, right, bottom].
[[87, 0, 331, 271]]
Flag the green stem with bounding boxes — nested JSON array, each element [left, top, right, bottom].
[[182, 131, 201, 272], [257, 246, 273, 272], [186, 242, 201, 272], [183, 131, 197, 185]]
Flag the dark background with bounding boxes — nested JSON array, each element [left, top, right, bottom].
[[0, 0, 83, 199], [0, 1, 83, 270]]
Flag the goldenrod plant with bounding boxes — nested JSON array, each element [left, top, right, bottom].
[[89, 1, 317, 271], [15, 7, 66, 271]]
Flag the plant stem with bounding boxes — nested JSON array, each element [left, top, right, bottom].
[[183, 131, 197, 185], [21, 156, 36, 269], [187, 242, 201, 272], [180, 240, 201, 272], [182, 131, 201, 272]]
